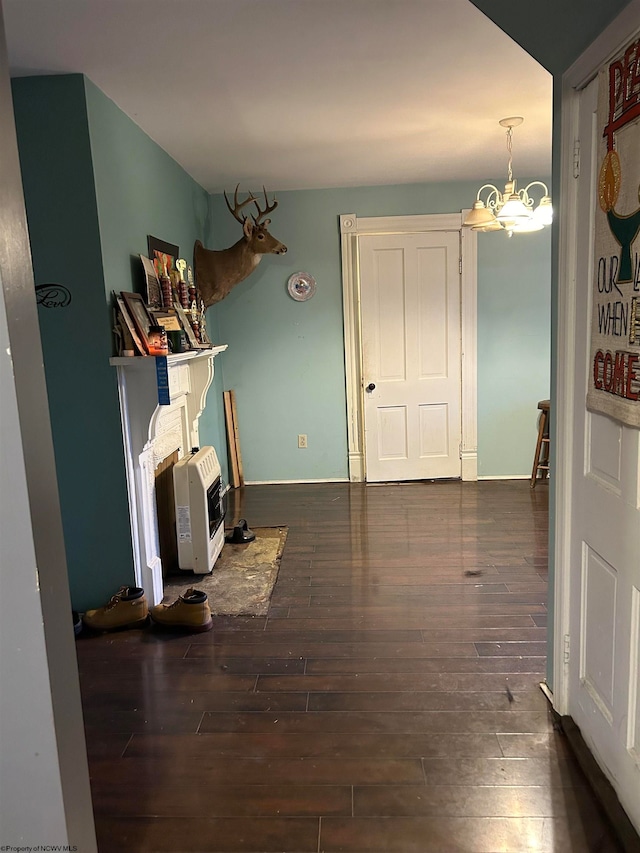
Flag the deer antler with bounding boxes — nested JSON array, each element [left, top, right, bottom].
[[224, 184, 259, 224], [252, 186, 278, 224]]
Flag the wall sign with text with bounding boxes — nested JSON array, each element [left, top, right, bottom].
[[588, 35, 640, 427]]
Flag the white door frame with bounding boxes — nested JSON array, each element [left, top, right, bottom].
[[340, 212, 477, 483], [553, 0, 640, 716]]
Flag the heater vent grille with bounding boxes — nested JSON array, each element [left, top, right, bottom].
[[193, 447, 220, 484]]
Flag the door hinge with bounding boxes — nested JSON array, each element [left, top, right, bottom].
[[459, 258, 462, 275], [564, 634, 571, 665], [573, 139, 580, 179]]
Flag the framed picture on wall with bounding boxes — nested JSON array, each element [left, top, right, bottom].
[[148, 235, 179, 281], [140, 255, 162, 309], [150, 309, 182, 332], [121, 291, 155, 354], [115, 293, 147, 356], [173, 301, 199, 349]]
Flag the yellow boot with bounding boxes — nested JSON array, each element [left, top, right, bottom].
[[150, 588, 212, 632], [82, 586, 149, 632]]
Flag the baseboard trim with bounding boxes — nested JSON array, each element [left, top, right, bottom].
[[244, 478, 350, 485], [477, 474, 532, 481], [557, 714, 640, 852], [461, 450, 478, 482], [245, 476, 537, 485], [348, 452, 365, 483]]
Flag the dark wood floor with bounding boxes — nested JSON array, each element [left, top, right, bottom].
[[77, 481, 623, 852]]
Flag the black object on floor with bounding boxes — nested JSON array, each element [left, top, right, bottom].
[[225, 518, 256, 544]]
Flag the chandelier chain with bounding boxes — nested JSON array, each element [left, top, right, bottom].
[[506, 126, 513, 183]]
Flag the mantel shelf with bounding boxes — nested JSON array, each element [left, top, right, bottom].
[[110, 344, 227, 368]]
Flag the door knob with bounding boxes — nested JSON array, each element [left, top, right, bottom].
[[366, 383, 376, 392]]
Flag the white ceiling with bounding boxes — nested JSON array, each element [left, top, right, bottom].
[[3, 0, 552, 194]]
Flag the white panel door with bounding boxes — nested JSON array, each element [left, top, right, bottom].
[[359, 231, 461, 482], [568, 75, 640, 831]]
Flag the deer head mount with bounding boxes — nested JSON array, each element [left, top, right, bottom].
[[194, 185, 287, 307]]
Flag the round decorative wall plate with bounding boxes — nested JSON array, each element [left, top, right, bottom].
[[287, 271, 316, 301]]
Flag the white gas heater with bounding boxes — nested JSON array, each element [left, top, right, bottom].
[[173, 446, 225, 573]]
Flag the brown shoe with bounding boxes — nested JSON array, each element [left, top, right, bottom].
[[82, 586, 149, 632], [150, 588, 213, 632]]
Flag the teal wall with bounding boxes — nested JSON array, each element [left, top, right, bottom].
[[84, 79, 210, 302], [12, 75, 228, 610], [11, 75, 134, 613], [477, 227, 551, 476], [84, 79, 229, 486], [209, 181, 551, 483]]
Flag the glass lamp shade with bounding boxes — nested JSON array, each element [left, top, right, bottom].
[[533, 196, 553, 225], [496, 194, 531, 222], [510, 217, 544, 233], [473, 218, 503, 232], [464, 201, 498, 229]]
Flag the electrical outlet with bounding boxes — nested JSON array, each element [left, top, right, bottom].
[[298, 434, 308, 449]]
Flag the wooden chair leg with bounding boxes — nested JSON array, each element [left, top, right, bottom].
[[530, 410, 548, 489]]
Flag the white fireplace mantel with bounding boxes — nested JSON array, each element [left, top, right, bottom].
[[111, 346, 227, 604]]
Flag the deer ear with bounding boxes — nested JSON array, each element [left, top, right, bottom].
[[262, 218, 271, 227], [243, 218, 254, 238]]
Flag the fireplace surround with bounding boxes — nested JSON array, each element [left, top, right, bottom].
[[111, 346, 227, 605]]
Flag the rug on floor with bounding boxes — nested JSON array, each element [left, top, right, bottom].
[[162, 526, 287, 616]]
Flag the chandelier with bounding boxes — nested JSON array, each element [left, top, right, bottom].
[[463, 117, 552, 236]]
